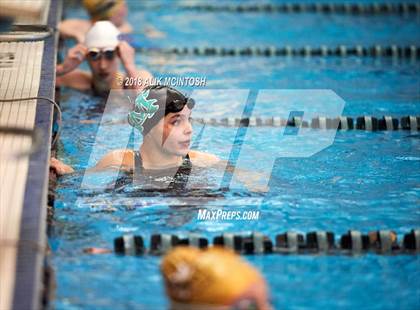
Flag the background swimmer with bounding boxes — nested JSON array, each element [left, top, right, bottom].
[[161, 246, 272, 310], [56, 21, 152, 96], [59, 0, 165, 42], [81, 246, 271, 309]]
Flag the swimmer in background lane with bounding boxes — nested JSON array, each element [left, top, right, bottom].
[[59, 0, 165, 43], [162, 246, 272, 310], [82, 246, 272, 309], [59, 0, 131, 43], [90, 85, 269, 192], [56, 21, 153, 96]]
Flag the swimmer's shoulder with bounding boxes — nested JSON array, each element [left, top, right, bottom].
[[56, 70, 92, 91], [93, 149, 135, 171], [58, 19, 91, 42], [189, 150, 220, 167], [118, 22, 133, 34], [59, 19, 91, 29]]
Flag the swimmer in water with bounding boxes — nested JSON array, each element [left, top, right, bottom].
[[92, 85, 217, 174], [82, 245, 272, 309], [59, 0, 165, 42], [91, 85, 268, 192], [161, 246, 272, 310], [56, 21, 153, 96]]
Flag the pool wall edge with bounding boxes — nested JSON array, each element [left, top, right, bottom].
[[12, 0, 62, 309]]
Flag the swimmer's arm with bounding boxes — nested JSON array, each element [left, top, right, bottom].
[[56, 70, 92, 92], [134, 70, 154, 90], [88, 149, 134, 172], [190, 151, 269, 192], [56, 43, 88, 76], [58, 19, 90, 43], [226, 165, 270, 193], [188, 150, 221, 167], [223, 162, 270, 193], [117, 41, 153, 90], [124, 66, 154, 90]]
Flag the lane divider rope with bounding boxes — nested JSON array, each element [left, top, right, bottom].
[[192, 115, 419, 131], [136, 45, 419, 58], [110, 229, 420, 256], [178, 3, 420, 14]]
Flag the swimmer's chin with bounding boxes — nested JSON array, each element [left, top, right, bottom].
[[98, 73, 110, 79], [173, 148, 189, 157], [177, 150, 190, 157], [178, 140, 191, 150]]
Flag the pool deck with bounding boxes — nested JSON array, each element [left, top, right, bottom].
[[0, 0, 60, 309]]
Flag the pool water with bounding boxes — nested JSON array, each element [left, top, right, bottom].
[[50, 1, 420, 309]]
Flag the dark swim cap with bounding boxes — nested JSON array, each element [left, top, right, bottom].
[[128, 85, 195, 135]]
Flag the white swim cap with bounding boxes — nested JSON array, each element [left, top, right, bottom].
[[85, 21, 120, 49]]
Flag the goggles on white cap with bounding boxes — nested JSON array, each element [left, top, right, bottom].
[[87, 47, 117, 61]]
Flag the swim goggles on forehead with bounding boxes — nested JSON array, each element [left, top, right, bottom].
[[167, 97, 195, 113], [87, 47, 117, 61]]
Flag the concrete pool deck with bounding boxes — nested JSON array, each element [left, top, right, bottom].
[[0, 0, 60, 309]]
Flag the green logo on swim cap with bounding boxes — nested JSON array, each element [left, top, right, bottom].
[[128, 89, 159, 133]]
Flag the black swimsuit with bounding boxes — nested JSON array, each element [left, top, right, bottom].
[[116, 151, 192, 191]]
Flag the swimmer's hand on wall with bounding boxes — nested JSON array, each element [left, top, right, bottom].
[[56, 44, 87, 76], [50, 157, 74, 175]]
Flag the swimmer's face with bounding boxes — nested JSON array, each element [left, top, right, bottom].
[[148, 105, 193, 157], [109, 2, 127, 27], [87, 48, 119, 85]]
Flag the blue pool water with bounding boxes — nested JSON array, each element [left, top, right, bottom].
[[128, 5, 420, 48], [51, 1, 420, 309]]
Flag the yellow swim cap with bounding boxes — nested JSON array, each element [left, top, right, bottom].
[[83, 0, 124, 20], [161, 246, 267, 307]]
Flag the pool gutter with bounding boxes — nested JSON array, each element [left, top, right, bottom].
[[11, 0, 62, 309]]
